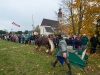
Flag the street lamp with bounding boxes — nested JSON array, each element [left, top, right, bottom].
[[96, 18, 100, 36]]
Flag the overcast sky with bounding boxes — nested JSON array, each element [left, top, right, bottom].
[[0, 0, 61, 32]]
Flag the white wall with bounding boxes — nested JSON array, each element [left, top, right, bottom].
[[39, 26, 54, 36]]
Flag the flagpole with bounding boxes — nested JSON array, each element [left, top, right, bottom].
[[32, 15, 34, 31], [11, 23, 13, 36]]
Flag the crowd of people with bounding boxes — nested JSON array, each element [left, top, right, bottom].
[[0, 33, 100, 54], [53, 34, 100, 54], [0, 34, 36, 44]]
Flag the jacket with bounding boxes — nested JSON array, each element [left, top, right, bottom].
[[57, 39, 69, 57], [81, 36, 88, 45], [90, 36, 99, 46]]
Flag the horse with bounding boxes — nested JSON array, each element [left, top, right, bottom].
[[34, 34, 55, 54]]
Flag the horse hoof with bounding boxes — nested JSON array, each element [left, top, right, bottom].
[[46, 50, 49, 53]]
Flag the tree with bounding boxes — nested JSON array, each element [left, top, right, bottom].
[[17, 31, 22, 34], [60, 0, 100, 36], [60, 0, 76, 35], [34, 25, 40, 33], [15, 32, 18, 34], [0, 30, 3, 34], [2, 31, 6, 34], [24, 30, 28, 34]]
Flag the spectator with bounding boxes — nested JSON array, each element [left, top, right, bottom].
[[18, 35, 21, 43], [53, 36, 59, 48], [75, 35, 81, 49], [90, 34, 99, 54], [72, 37, 75, 49], [81, 34, 88, 51], [31, 35, 36, 44], [21, 35, 25, 44], [28, 34, 31, 44], [25, 35, 28, 44], [53, 36, 57, 48], [13, 35, 16, 42], [65, 35, 72, 46]]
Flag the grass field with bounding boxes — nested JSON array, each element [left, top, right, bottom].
[[0, 40, 100, 75]]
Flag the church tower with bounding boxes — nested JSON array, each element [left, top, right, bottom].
[[58, 8, 63, 23]]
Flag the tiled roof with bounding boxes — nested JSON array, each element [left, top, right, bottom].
[[41, 18, 59, 28]]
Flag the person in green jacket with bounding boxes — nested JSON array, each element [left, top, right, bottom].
[[25, 35, 28, 44], [52, 34, 73, 75], [81, 34, 88, 51]]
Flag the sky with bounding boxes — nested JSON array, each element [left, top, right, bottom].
[[0, 0, 61, 32]]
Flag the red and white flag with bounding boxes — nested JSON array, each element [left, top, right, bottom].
[[12, 22, 20, 27]]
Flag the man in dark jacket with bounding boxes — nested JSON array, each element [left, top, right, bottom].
[[52, 34, 73, 75], [53, 36, 58, 48], [90, 34, 99, 54]]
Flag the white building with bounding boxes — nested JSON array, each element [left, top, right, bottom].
[[39, 8, 64, 36], [40, 18, 59, 36], [39, 26, 54, 36]]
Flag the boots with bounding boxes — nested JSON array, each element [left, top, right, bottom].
[[67, 63, 73, 75], [67, 71, 73, 75], [52, 60, 58, 67]]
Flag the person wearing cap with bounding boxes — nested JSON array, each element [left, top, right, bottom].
[[52, 34, 73, 75], [81, 34, 88, 51]]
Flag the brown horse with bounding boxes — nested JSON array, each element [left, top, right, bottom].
[[34, 35, 55, 53]]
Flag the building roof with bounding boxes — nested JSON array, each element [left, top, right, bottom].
[[41, 18, 59, 28], [45, 27, 53, 33]]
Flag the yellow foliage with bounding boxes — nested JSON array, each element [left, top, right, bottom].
[[60, 0, 100, 36]]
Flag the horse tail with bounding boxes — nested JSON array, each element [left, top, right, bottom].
[[48, 38, 54, 52]]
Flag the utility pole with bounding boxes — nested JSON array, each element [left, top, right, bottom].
[[32, 15, 35, 31]]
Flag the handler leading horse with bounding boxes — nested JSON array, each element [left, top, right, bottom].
[[33, 32, 54, 54]]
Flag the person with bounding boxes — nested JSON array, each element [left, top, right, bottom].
[[52, 34, 73, 75], [18, 35, 21, 43], [71, 37, 75, 49], [31, 35, 35, 44], [53, 36, 57, 48], [90, 34, 99, 54], [25, 35, 28, 44], [75, 35, 81, 49], [81, 34, 88, 51], [21, 35, 25, 44], [65, 36, 72, 46], [28, 34, 31, 44]]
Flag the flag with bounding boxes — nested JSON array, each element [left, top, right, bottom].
[[12, 22, 20, 27]]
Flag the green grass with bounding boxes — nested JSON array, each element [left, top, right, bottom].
[[0, 40, 100, 75]]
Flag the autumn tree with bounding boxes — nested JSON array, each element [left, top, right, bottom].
[[61, 0, 100, 36], [34, 25, 40, 34]]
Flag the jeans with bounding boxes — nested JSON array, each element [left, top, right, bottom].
[[81, 45, 87, 51]]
